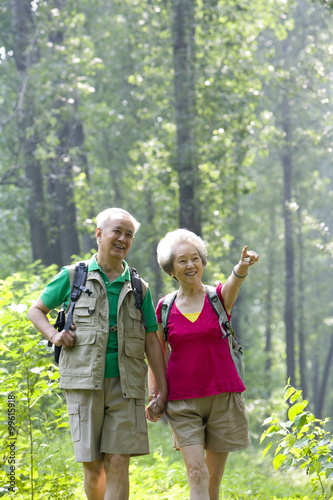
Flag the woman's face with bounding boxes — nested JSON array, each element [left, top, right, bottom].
[[171, 242, 204, 285]]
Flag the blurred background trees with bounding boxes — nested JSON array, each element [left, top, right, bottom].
[[0, 0, 332, 422]]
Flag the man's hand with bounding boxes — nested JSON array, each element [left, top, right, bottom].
[[51, 326, 76, 347], [145, 394, 167, 422]]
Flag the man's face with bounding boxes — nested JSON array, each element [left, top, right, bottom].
[[96, 215, 135, 262]]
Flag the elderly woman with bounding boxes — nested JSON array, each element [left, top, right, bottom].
[[147, 229, 259, 500]]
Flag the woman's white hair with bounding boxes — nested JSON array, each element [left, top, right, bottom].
[[157, 228, 207, 275], [96, 208, 141, 234]]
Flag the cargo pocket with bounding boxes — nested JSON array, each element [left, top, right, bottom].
[[73, 297, 97, 327], [67, 403, 80, 442], [61, 331, 96, 375], [127, 306, 146, 339], [124, 341, 147, 391], [135, 399, 147, 433]]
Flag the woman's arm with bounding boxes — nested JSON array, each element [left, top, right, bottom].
[[221, 245, 259, 315]]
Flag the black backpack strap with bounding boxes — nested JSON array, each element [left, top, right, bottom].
[[130, 267, 147, 332], [161, 291, 178, 342], [64, 262, 91, 331]]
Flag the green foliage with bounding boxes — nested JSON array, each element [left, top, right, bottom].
[[0, 1, 333, 494], [261, 383, 333, 499], [0, 268, 82, 498]]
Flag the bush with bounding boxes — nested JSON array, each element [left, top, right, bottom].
[[0, 267, 82, 499], [260, 383, 333, 500]]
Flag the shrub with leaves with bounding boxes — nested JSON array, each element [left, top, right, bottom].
[[260, 383, 333, 499], [0, 266, 82, 499]]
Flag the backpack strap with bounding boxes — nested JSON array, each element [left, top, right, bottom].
[[64, 261, 91, 331], [205, 284, 243, 353], [129, 267, 148, 332], [161, 291, 178, 342]]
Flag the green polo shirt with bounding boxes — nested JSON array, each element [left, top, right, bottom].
[[40, 255, 158, 378]]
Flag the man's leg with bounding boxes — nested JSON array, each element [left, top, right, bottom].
[[104, 453, 130, 500], [83, 459, 105, 500], [180, 444, 210, 500], [205, 450, 229, 500]]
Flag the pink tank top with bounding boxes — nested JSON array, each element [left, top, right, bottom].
[[156, 283, 246, 400]]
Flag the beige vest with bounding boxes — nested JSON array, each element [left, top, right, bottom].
[[59, 269, 148, 398]]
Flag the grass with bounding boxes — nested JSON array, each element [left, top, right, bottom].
[[4, 413, 323, 499], [128, 419, 314, 500]]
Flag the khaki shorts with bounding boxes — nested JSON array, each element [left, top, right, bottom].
[[165, 392, 251, 452], [63, 377, 149, 462]]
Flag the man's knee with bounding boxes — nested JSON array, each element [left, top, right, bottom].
[[83, 460, 105, 487], [104, 454, 130, 478], [187, 463, 209, 486]]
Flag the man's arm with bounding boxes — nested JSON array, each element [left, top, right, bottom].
[[28, 298, 75, 347], [145, 329, 168, 422]]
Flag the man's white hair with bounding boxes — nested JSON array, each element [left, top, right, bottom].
[[96, 208, 141, 234]]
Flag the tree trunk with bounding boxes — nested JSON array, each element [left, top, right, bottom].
[[51, 117, 81, 264], [44, 1, 83, 266], [229, 197, 243, 345], [281, 88, 296, 387], [76, 131, 96, 254], [146, 191, 164, 301], [296, 206, 307, 398], [172, 0, 201, 235], [315, 334, 333, 418], [11, 0, 52, 265], [264, 210, 276, 389]]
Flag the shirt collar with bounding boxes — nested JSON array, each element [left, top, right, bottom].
[[90, 254, 130, 282]]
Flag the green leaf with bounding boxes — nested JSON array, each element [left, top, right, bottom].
[[262, 415, 278, 426], [293, 436, 309, 449], [288, 402, 308, 422], [290, 390, 303, 403], [293, 412, 308, 429], [284, 386, 296, 401], [273, 453, 287, 470], [262, 442, 273, 457], [283, 458, 294, 471]]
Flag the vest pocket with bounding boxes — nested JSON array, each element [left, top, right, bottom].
[[124, 339, 145, 359], [60, 331, 97, 376], [67, 403, 80, 441], [127, 306, 146, 339], [124, 341, 147, 388], [73, 297, 98, 327]]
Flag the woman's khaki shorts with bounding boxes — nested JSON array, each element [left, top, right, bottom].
[[165, 392, 251, 452], [63, 377, 149, 462]]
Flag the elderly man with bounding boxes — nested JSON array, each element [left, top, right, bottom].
[[28, 208, 167, 500]]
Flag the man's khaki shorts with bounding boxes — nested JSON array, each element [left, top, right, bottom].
[[165, 392, 251, 452], [63, 377, 149, 462]]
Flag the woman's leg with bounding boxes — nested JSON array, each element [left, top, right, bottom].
[[205, 450, 229, 500], [180, 444, 210, 500]]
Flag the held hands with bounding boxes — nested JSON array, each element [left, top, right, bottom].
[[145, 394, 167, 423]]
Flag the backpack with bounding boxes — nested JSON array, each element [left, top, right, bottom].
[[160, 285, 244, 381], [49, 262, 146, 365]]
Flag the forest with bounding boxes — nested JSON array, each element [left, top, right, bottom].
[[0, 0, 333, 498]]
